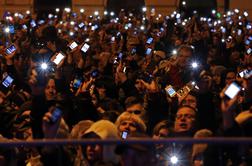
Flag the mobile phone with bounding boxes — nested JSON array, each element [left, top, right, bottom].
[[247, 48, 252, 55], [111, 36, 115, 42], [69, 41, 78, 50], [239, 69, 252, 79], [78, 22, 84, 28], [91, 25, 98, 31], [53, 52, 65, 65], [50, 107, 62, 123], [146, 37, 153, 44], [48, 14, 54, 19], [146, 48, 152, 55], [176, 86, 191, 98], [30, 20, 36, 28], [246, 24, 252, 30], [226, 36, 232, 43], [81, 43, 90, 53], [19, 14, 24, 19], [165, 85, 177, 97], [22, 24, 28, 30], [91, 70, 99, 78], [131, 48, 136, 55], [151, 8, 155, 16], [224, 82, 241, 99], [237, 29, 242, 36], [6, 45, 16, 55], [123, 66, 127, 73], [127, 23, 132, 28], [221, 27, 226, 33], [121, 131, 128, 139], [73, 78, 83, 89], [38, 20, 45, 25], [2, 75, 14, 88], [9, 26, 15, 34], [118, 53, 123, 60], [245, 40, 250, 45]]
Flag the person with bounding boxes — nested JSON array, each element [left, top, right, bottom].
[[115, 132, 157, 166], [0, 7, 251, 166], [77, 120, 120, 166], [115, 111, 147, 138], [124, 96, 146, 122], [152, 120, 172, 166], [174, 105, 197, 134]]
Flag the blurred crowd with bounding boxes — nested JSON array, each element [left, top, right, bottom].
[[0, 7, 251, 166]]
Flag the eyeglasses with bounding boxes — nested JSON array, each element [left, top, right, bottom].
[[127, 110, 142, 115]]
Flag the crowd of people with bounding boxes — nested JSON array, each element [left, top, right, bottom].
[[0, 7, 251, 166]]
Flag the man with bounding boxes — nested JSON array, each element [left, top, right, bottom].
[[124, 96, 146, 122], [174, 105, 196, 133], [159, 45, 194, 87], [165, 106, 197, 165]]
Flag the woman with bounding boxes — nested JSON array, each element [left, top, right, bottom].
[[115, 112, 147, 139]]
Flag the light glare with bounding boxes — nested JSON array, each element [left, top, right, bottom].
[[170, 156, 178, 164]]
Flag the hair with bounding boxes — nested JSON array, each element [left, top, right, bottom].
[[177, 105, 197, 114], [177, 44, 194, 56], [124, 96, 143, 108], [152, 120, 172, 136], [42, 26, 58, 42], [115, 112, 147, 133]]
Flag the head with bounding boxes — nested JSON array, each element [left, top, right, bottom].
[[153, 50, 166, 63], [124, 96, 146, 121], [10, 90, 31, 110], [176, 45, 193, 68], [225, 70, 236, 85], [174, 106, 196, 133], [180, 93, 197, 110], [229, 51, 241, 68], [152, 120, 171, 139], [115, 133, 156, 166], [45, 78, 57, 101], [82, 120, 119, 164], [81, 132, 103, 163], [115, 112, 147, 136]]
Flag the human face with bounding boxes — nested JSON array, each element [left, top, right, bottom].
[[225, 72, 236, 85], [45, 79, 56, 100], [96, 87, 106, 100], [181, 94, 197, 109], [119, 120, 137, 133], [213, 74, 221, 85], [176, 48, 192, 68], [174, 107, 196, 132], [126, 104, 145, 117], [85, 144, 102, 162], [153, 128, 169, 139]]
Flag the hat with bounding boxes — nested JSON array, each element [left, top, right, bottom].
[[84, 120, 118, 139], [82, 120, 120, 164], [70, 120, 94, 139]]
